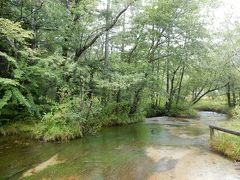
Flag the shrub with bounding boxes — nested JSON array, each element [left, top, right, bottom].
[[101, 101, 144, 125], [146, 102, 197, 118], [34, 97, 102, 142], [145, 104, 166, 117], [229, 106, 240, 119]]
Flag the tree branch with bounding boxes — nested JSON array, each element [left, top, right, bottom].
[[74, 3, 132, 61], [14, 1, 44, 23], [191, 84, 228, 105]]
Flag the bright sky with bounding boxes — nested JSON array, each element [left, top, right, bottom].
[[212, 0, 240, 30], [98, 0, 240, 32]]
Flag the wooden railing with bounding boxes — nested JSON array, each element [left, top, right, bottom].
[[209, 125, 240, 139]]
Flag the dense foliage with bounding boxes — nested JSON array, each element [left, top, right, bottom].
[[1, 0, 240, 141]]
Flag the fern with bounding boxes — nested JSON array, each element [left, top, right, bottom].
[[0, 77, 19, 87], [11, 88, 31, 108], [0, 18, 33, 43], [0, 18, 36, 118], [0, 51, 17, 66], [0, 90, 12, 110]]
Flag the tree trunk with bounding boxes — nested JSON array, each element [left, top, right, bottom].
[[121, 13, 126, 60], [31, 3, 37, 49], [116, 89, 121, 103], [129, 86, 143, 116], [232, 82, 236, 106], [227, 82, 231, 107], [62, 0, 70, 58], [165, 60, 170, 109], [87, 69, 94, 99], [176, 66, 185, 106], [232, 90, 236, 107], [104, 0, 111, 67]]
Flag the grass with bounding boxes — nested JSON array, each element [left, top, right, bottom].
[[193, 98, 240, 161], [0, 120, 35, 136], [210, 120, 240, 161], [168, 106, 198, 118], [0, 98, 231, 142], [0, 100, 145, 142], [194, 99, 230, 114], [146, 103, 198, 118]]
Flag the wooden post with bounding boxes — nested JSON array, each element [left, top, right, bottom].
[[210, 127, 214, 140]]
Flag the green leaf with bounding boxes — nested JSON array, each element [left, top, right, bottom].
[[0, 77, 20, 87], [11, 88, 31, 108], [0, 18, 33, 43], [0, 90, 12, 110], [0, 51, 17, 66]]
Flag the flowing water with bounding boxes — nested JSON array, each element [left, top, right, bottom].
[[0, 111, 239, 180]]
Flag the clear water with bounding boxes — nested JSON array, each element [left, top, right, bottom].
[[0, 111, 238, 179]]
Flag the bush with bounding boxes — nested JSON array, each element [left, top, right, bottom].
[[229, 106, 240, 119], [146, 102, 197, 118], [168, 103, 197, 118], [2, 97, 145, 142], [34, 112, 83, 142], [145, 104, 166, 117], [101, 101, 144, 125], [34, 97, 102, 142]]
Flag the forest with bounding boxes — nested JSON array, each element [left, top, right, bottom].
[[1, 0, 240, 179]]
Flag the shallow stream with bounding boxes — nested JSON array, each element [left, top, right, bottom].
[[0, 111, 239, 179]]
